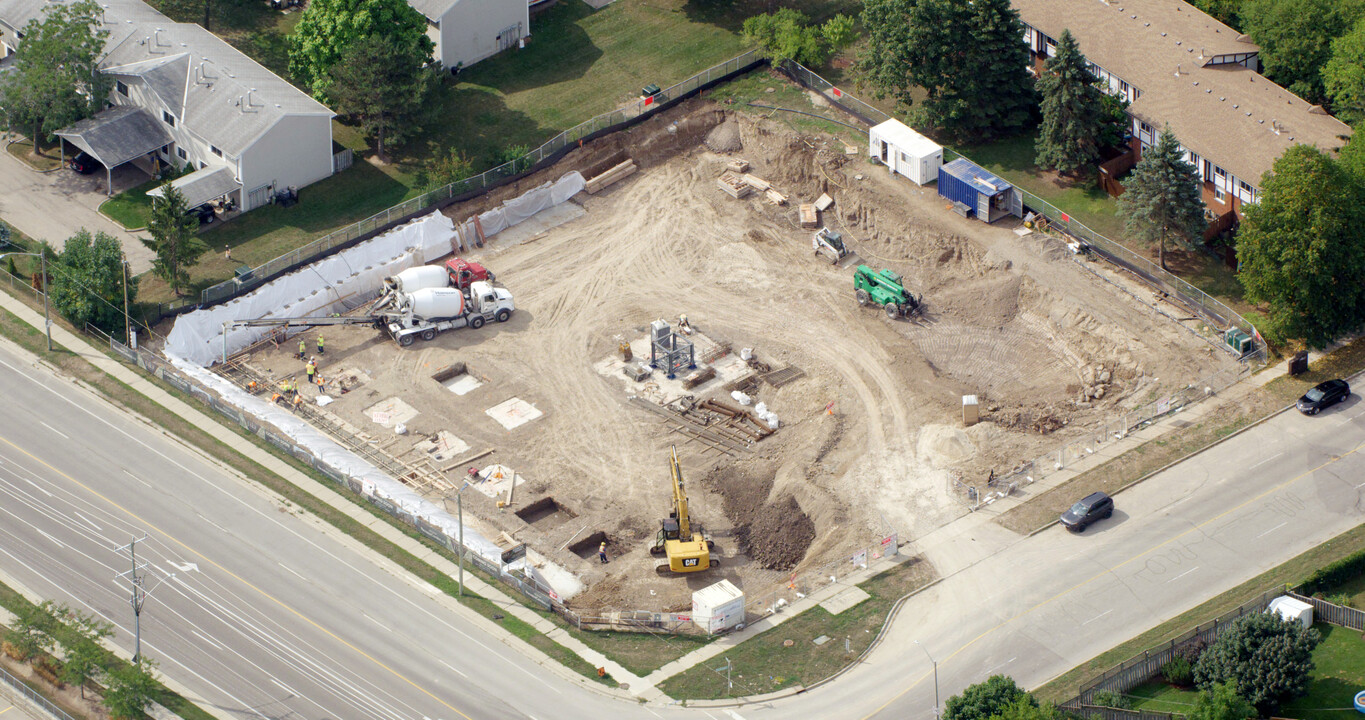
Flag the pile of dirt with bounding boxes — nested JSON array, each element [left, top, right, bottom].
[[705, 465, 815, 571], [992, 404, 1070, 434], [705, 119, 743, 153]]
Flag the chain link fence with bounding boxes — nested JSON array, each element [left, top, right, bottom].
[[149, 49, 764, 319], [0, 663, 78, 720]]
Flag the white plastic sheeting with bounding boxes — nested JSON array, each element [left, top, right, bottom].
[[170, 357, 582, 600], [166, 171, 585, 366]]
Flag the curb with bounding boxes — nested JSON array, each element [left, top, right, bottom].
[[4, 139, 65, 174]]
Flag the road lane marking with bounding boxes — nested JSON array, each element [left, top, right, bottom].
[[0, 706, 12, 715], [0, 433, 477, 720], [21, 477, 52, 498], [1255, 522, 1288, 539], [1248, 452, 1283, 469], [278, 563, 307, 581], [38, 421, 69, 440], [983, 656, 1016, 675], [191, 630, 222, 650], [863, 436, 1365, 720], [725, 711, 749, 720], [74, 511, 101, 531], [121, 469, 151, 488], [1165, 567, 1199, 584], [439, 660, 468, 679], [37, 528, 66, 549], [1081, 609, 1112, 625]]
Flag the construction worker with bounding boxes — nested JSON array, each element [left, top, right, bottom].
[[598, 541, 608, 564], [292, 394, 304, 411], [246, 380, 258, 394], [316, 334, 325, 355], [305, 358, 316, 385], [297, 337, 306, 359], [678, 314, 692, 335], [270, 392, 283, 405]]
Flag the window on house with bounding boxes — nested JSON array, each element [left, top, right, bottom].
[[1140, 122, 1153, 134], [176, 147, 187, 160], [1120, 81, 1129, 94], [116, 81, 128, 96], [1214, 187, 1225, 202], [162, 111, 176, 127], [199, 161, 207, 170], [1204, 160, 1212, 179], [1215, 166, 1226, 178], [210, 145, 222, 158], [1239, 180, 1252, 192]]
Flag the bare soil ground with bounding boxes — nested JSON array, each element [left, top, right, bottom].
[[234, 96, 1237, 613]]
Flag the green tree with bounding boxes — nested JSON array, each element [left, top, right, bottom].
[[54, 607, 114, 699], [415, 148, 475, 192], [6, 600, 59, 660], [50, 229, 135, 335], [1116, 126, 1206, 270], [1241, 0, 1365, 102], [862, 0, 1035, 141], [1236, 145, 1365, 347], [1339, 122, 1365, 183], [989, 696, 1063, 720], [1324, 18, 1365, 124], [1189, 682, 1256, 720], [143, 183, 206, 296], [1187, 0, 1248, 29], [1193, 611, 1320, 715], [944, 675, 1033, 720], [742, 9, 856, 66], [288, 0, 433, 100], [0, 0, 112, 146], [104, 658, 160, 720], [1097, 93, 1132, 150], [326, 35, 436, 162], [1035, 30, 1104, 175]]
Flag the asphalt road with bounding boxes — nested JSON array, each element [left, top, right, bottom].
[[0, 331, 1361, 720]]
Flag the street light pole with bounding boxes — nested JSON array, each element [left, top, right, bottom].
[[456, 479, 471, 597], [915, 640, 940, 718], [1, 252, 52, 351]]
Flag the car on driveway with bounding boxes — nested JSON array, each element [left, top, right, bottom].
[[1297, 379, 1349, 415], [1061, 491, 1113, 532], [187, 204, 216, 225], [69, 152, 100, 174]]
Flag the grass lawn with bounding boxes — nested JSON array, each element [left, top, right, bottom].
[[706, 68, 870, 149], [1320, 572, 1365, 610], [5, 138, 63, 171], [657, 557, 937, 701], [99, 176, 163, 229], [1125, 625, 1365, 719]]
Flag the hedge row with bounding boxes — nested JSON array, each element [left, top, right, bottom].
[[1298, 547, 1365, 595]]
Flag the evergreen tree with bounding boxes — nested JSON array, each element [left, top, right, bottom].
[[1193, 611, 1320, 715], [1237, 145, 1365, 347], [143, 184, 206, 296], [1117, 127, 1206, 270], [1035, 30, 1104, 175], [862, 0, 1035, 141], [326, 35, 437, 162]]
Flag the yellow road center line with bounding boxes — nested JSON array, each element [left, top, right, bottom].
[[0, 434, 474, 720], [864, 439, 1361, 719]]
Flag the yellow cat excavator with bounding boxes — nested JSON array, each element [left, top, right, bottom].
[[650, 446, 715, 574]]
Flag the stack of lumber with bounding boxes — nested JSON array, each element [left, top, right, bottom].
[[742, 173, 771, 192], [814, 193, 834, 211], [726, 158, 751, 173], [716, 171, 752, 199], [585, 160, 638, 194], [765, 188, 788, 206], [799, 203, 818, 228]]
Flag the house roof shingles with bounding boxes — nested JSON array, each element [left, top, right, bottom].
[[54, 105, 172, 167], [1014, 0, 1352, 187]]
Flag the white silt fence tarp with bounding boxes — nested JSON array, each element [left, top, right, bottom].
[[165, 171, 585, 367]]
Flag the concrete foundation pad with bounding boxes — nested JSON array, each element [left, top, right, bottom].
[[412, 430, 469, 463], [444, 375, 482, 395], [592, 330, 752, 404], [364, 396, 419, 427], [472, 463, 526, 499], [485, 397, 543, 430], [819, 586, 871, 615]]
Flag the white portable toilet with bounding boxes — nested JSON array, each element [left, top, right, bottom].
[[1267, 595, 1314, 629], [869, 119, 943, 186], [693, 579, 746, 634]]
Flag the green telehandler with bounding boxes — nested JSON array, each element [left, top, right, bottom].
[[853, 265, 922, 319]]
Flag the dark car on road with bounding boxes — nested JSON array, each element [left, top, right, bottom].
[[1061, 491, 1113, 533], [1297, 379, 1349, 415], [69, 151, 100, 174]]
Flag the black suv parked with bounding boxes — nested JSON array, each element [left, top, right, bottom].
[[1061, 491, 1113, 532], [1297, 379, 1349, 415]]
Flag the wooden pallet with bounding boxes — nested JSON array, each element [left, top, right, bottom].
[[716, 171, 752, 199], [763, 365, 806, 387]]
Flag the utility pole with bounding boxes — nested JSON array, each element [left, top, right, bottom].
[[122, 258, 131, 346], [915, 640, 940, 719], [113, 536, 173, 665]]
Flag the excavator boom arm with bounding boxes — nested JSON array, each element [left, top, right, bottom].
[[670, 445, 690, 539]]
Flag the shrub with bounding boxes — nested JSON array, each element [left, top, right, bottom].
[[1300, 548, 1365, 596], [1194, 611, 1320, 716], [1162, 655, 1194, 687], [944, 675, 1033, 720], [1091, 689, 1132, 709]]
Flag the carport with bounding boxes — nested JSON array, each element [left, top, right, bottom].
[[55, 106, 172, 196], [147, 166, 241, 213]]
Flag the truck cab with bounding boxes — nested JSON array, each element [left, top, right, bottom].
[[445, 258, 493, 290], [466, 281, 515, 324]]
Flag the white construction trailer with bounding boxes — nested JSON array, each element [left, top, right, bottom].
[[869, 119, 943, 186]]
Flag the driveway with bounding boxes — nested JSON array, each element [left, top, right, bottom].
[[0, 136, 154, 274]]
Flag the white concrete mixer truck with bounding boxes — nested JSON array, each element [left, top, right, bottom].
[[385, 281, 515, 346]]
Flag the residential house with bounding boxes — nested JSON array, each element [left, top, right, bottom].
[[411, 0, 529, 72], [1, 0, 338, 213], [1015, 0, 1352, 223]]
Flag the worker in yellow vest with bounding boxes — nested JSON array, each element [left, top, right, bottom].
[[316, 334, 325, 355], [297, 337, 306, 359]]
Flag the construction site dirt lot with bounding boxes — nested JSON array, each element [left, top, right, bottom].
[[238, 95, 1239, 613]]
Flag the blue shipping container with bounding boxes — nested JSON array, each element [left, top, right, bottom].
[[937, 158, 1012, 216]]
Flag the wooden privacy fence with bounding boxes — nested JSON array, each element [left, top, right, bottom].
[[1072, 706, 1183, 720], [1287, 590, 1365, 631]]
